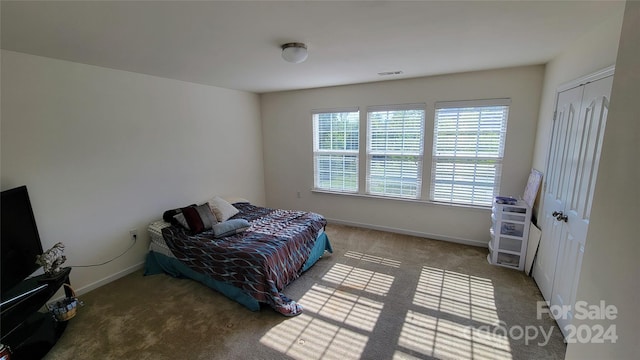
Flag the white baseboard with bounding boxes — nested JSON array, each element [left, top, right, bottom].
[[325, 217, 488, 248], [73, 261, 145, 296]]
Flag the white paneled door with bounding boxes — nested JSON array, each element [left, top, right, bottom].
[[534, 85, 583, 301], [533, 71, 613, 337]]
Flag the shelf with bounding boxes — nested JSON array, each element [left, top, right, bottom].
[[496, 252, 521, 268], [500, 222, 525, 237], [500, 216, 526, 224], [495, 248, 521, 256], [0, 267, 72, 357], [496, 261, 520, 269], [496, 233, 525, 241], [500, 206, 527, 214], [497, 237, 523, 253], [489, 199, 531, 271]]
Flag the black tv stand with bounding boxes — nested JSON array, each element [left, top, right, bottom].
[[1, 267, 72, 359]]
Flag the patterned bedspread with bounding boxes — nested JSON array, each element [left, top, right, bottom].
[[161, 203, 327, 316]]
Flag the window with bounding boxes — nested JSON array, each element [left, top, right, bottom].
[[430, 99, 510, 206], [313, 109, 360, 193], [367, 104, 425, 199]]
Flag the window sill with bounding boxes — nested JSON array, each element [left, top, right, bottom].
[[310, 189, 491, 211]]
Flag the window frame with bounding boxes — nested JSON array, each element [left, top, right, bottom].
[[366, 104, 426, 200], [312, 108, 360, 193], [430, 99, 511, 207]]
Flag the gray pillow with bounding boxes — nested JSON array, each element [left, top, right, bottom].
[[212, 219, 251, 238]]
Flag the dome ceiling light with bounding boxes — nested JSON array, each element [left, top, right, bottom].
[[281, 42, 308, 64]]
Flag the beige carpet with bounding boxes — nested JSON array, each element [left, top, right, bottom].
[[44, 224, 566, 360]]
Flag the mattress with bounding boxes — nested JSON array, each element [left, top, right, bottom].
[[147, 219, 325, 259], [147, 220, 174, 257]]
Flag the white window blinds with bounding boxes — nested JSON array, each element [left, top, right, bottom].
[[367, 104, 425, 199], [313, 109, 360, 193], [431, 100, 510, 206]]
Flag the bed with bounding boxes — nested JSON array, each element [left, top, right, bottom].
[[143, 201, 332, 316]]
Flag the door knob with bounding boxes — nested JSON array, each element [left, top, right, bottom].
[[553, 211, 568, 222]]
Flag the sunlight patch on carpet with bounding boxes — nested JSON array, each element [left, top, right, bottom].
[[259, 313, 368, 360], [398, 310, 512, 359], [260, 258, 392, 359], [400, 266, 512, 359], [322, 263, 394, 296], [344, 251, 401, 268], [298, 283, 383, 332], [413, 266, 500, 325], [392, 349, 424, 360]]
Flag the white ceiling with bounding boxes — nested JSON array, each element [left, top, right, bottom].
[[1, 1, 624, 94]]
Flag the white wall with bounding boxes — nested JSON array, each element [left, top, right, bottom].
[[566, 1, 640, 358], [261, 66, 544, 246], [531, 6, 625, 201], [1, 50, 265, 293]]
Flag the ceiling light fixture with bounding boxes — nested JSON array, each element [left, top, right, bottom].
[[281, 42, 308, 64]]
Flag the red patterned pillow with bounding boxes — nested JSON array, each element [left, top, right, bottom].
[[180, 203, 217, 235]]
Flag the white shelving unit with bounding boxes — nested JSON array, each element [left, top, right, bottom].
[[488, 199, 531, 271]]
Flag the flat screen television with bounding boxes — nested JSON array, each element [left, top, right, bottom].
[[1, 185, 44, 295]]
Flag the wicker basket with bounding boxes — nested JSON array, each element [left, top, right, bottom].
[[47, 284, 81, 321]]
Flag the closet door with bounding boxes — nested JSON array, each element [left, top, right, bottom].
[[533, 85, 583, 301], [550, 75, 613, 334], [533, 73, 613, 337]]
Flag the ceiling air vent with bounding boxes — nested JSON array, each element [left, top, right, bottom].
[[378, 71, 404, 76]]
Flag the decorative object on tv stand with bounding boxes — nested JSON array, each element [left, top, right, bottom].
[[281, 42, 308, 63], [35, 242, 66, 275], [47, 284, 82, 322]]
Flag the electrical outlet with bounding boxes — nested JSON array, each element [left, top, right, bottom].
[[129, 229, 138, 242], [296, 191, 301, 198]]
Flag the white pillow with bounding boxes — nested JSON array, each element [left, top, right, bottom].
[[208, 196, 239, 222]]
